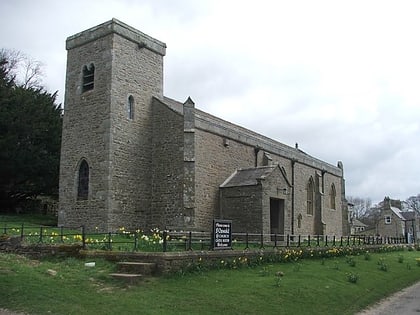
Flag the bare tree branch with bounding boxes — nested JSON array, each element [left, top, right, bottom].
[[0, 48, 44, 88]]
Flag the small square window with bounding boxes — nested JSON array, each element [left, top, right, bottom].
[[385, 216, 391, 224]]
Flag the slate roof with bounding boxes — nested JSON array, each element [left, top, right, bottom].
[[400, 211, 416, 221], [220, 166, 277, 188], [389, 206, 416, 221], [351, 218, 368, 227]]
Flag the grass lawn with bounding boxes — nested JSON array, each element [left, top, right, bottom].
[[1, 250, 420, 315], [0, 213, 57, 227]]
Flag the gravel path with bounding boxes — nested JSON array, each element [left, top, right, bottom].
[[356, 281, 420, 315]]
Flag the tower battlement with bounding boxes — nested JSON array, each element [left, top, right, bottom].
[[66, 18, 166, 56]]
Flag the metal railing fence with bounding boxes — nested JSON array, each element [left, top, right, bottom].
[[1, 223, 409, 252]]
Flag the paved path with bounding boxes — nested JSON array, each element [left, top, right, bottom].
[[357, 281, 420, 315]]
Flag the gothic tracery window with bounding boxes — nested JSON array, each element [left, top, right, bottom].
[[330, 184, 336, 210], [78, 160, 89, 200], [307, 177, 314, 215]]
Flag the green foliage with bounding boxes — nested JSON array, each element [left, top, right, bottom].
[[398, 254, 404, 263], [347, 272, 359, 284], [378, 258, 388, 272], [0, 53, 62, 211], [346, 256, 356, 267]]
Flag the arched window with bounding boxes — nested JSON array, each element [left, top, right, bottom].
[[330, 184, 336, 210], [82, 63, 95, 92], [307, 177, 314, 215], [128, 95, 134, 120], [78, 160, 89, 200]]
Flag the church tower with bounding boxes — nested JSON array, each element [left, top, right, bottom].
[[58, 19, 166, 231]]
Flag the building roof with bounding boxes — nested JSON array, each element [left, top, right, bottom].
[[220, 166, 278, 188], [390, 206, 405, 220], [400, 211, 416, 221], [351, 218, 368, 227], [154, 96, 343, 177], [388, 206, 417, 221]]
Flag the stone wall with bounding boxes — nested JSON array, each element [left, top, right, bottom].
[[220, 185, 263, 233], [59, 19, 166, 231], [0, 236, 82, 259], [59, 30, 114, 230], [59, 19, 346, 236], [151, 98, 184, 228], [194, 129, 255, 230], [193, 108, 345, 235], [108, 31, 165, 230], [377, 209, 404, 237]]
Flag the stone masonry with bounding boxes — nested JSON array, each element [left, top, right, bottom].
[[59, 19, 348, 236]]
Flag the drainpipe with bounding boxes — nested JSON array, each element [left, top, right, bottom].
[[254, 147, 260, 167], [291, 159, 296, 235]]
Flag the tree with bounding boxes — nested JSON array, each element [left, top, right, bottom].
[[361, 205, 382, 235], [347, 196, 372, 219], [0, 51, 62, 211], [0, 49, 44, 89], [406, 194, 420, 213]]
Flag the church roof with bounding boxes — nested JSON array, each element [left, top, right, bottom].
[[162, 96, 183, 114], [155, 95, 343, 177], [220, 166, 277, 188]]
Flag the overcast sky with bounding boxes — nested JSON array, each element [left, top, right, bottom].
[[1, 0, 419, 204]]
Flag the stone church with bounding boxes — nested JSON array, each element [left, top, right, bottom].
[[58, 19, 348, 236]]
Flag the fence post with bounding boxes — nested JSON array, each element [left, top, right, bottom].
[[307, 235, 311, 247], [325, 235, 328, 247], [108, 232, 112, 250], [245, 233, 249, 250], [298, 235, 301, 247], [81, 225, 86, 249], [273, 234, 277, 248], [316, 235, 320, 247], [162, 230, 167, 252], [347, 235, 350, 246], [340, 236, 343, 247], [60, 226, 64, 243], [286, 234, 290, 247], [333, 235, 336, 247], [187, 231, 192, 251], [260, 232, 264, 249], [39, 226, 43, 243], [134, 231, 138, 252]]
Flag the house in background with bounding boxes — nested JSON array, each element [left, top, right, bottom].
[[350, 218, 368, 235], [376, 197, 418, 242]]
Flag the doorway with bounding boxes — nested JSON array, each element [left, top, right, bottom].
[[270, 198, 285, 238]]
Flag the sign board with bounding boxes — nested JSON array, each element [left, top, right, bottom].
[[213, 219, 232, 250]]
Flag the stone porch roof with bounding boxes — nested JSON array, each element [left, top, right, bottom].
[[220, 166, 277, 188]]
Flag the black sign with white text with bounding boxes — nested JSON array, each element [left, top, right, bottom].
[[213, 219, 232, 250]]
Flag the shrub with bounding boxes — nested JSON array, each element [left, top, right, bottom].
[[347, 272, 359, 284]]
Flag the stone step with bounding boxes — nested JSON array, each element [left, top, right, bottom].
[[109, 273, 143, 284], [116, 262, 157, 275]]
